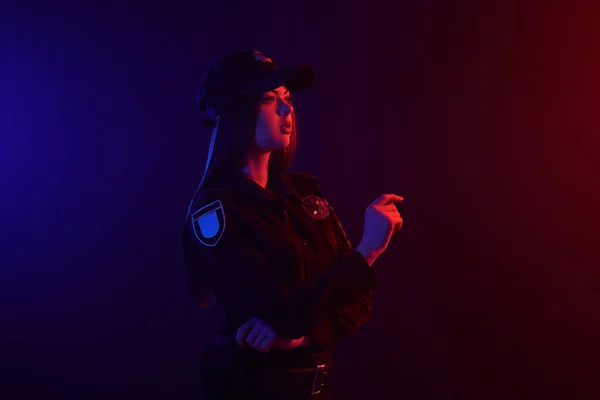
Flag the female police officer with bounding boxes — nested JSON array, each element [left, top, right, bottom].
[[182, 50, 403, 399]]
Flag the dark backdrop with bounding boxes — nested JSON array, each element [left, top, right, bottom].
[[2, 1, 599, 399]]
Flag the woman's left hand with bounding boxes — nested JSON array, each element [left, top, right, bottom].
[[236, 317, 311, 352]]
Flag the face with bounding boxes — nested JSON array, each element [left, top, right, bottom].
[[254, 86, 294, 151]]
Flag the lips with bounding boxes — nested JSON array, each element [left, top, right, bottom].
[[281, 122, 292, 134]]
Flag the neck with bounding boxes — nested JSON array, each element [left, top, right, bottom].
[[241, 152, 271, 189]]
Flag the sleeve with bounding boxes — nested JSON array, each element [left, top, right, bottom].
[[184, 190, 375, 340], [326, 198, 374, 339], [183, 225, 217, 309], [331, 290, 373, 339]]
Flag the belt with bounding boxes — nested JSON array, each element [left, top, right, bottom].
[[251, 363, 331, 396]]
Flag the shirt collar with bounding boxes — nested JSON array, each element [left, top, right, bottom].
[[221, 169, 297, 201]]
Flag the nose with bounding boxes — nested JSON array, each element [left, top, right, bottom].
[[277, 100, 293, 117]]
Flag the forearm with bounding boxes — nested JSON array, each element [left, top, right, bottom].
[[206, 246, 375, 339], [332, 291, 373, 339]]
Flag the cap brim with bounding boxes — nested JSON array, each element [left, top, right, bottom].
[[243, 64, 315, 94]]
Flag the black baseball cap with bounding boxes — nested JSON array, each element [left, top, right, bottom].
[[196, 50, 315, 117]]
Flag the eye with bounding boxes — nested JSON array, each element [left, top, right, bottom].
[[285, 96, 292, 103], [262, 96, 276, 103]]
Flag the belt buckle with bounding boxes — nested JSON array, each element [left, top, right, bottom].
[[311, 364, 328, 396]]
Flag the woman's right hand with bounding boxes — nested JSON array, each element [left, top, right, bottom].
[[356, 193, 404, 267], [236, 317, 310, 352]]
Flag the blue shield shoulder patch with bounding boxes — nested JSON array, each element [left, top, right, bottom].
[[191, 200, 226, 247]]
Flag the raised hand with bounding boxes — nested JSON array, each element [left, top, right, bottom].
[[356, 193, 404, 266]]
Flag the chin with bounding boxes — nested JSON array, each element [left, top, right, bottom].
[[260, 136, 290, 151], [275, 136, 291, 150]]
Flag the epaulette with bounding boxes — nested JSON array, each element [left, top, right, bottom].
[[283, 172, 321, 197], [286, 171, 318, 183]]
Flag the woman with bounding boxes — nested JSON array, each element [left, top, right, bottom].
[[182, 50, 404, 399]]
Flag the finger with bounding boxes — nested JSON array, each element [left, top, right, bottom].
[[371, 205, 397, 213], [245, 325, 262, 347], [236, 318, 256, 347], [381, 213, 402, 229], [381, 210, 401, 217], [250, 328, 269, 348], [382, 214, 402, 226], [372, 194, 404, 206], [258, 331, 277, 352], [393, 218, 403, 233], [252, 331, 269, 350], [236, 319, 253, 347]]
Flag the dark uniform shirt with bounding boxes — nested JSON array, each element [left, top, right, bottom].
[[183, 169, 375, 369]]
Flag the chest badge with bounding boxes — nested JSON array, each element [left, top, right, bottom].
[[301, 195, 330, 220]]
